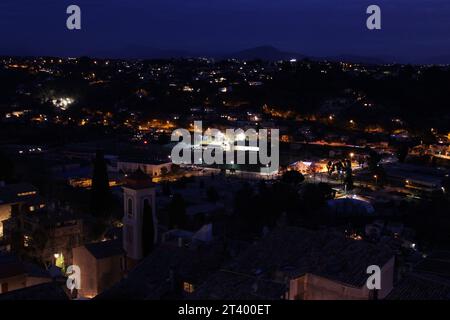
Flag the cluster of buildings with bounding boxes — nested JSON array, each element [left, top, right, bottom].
[[1, 56, 450, 300]]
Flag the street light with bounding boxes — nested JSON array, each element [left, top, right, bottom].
[[373, 175, 378, 185]]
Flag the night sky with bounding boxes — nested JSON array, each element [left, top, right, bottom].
[[1, 0, 450, 62]]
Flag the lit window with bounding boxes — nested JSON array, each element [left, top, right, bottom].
[[17, 191, 37, 197], [29, 206, 35, 212], [183, 282, 194, 293], [24, 235, 31, 247]]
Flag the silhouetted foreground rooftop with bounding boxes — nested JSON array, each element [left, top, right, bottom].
[[0, 282, 68, 300], [226, 227, 393, 287]]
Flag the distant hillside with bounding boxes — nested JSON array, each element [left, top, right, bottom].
[[225, 46, 306, 61], [90, 45, 191, 59], [323, 54, 389, 65]]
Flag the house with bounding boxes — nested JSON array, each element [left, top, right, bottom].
[[117, 157, 172, 177], [72, 240, 125, 299], [196, 227, 395, 300], [0, 252, 52, 295], [387, 273, 450, 300], [21, 210, 83, 266], [95, 244, 224, 300], [0, 183, 44, 239], [0, 281, 69, 300], [388, 250, 450, 300], [191, 270, 287, 300]]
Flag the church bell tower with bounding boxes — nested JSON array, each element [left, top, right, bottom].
[[122, 169, 157, 263]]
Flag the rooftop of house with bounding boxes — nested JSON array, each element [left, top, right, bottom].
[[123, 169, 155, 189], [414, 250, 450, 279], [191, 270, 286, 300], [23, 209, 82, 227], [0, 253, 26, 279], [0, 252, 50, 280], [387, 273, 450, 300], [0, 281, 69, 300], [0, 183, 39, 205], [84, 239, 125, 260], [95, 244, 224, 300], [226, 227, 394, 288], [186, 203, 225, 216]]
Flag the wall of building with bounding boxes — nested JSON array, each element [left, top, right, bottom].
[[96, 255, 124, 295], [26, 276, 52, 287], [303, 274, 369, 300], [378, 256, 395, 299], [0, 274, 26, 294], [118, 161, 172, 177], [72, 246, 98, 298], [288, 256, 395, 300], [288, 275, 306, 300], [0, 204, 12, 238]]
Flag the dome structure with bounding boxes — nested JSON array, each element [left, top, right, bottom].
[[327, 195, 375, 216]]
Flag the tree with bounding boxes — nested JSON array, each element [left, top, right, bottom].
[[0, 151, 14, 183], [162, 182, 171, 196], [168, 193, 187, 229], [300, 183, 334, 212], [395, 144, 409, 163], [142, 201, 154, 257], [90, 150, 112, 219], [367, 149, 382, 173], [327, 161, 333, 176], [234, 183, 259, 233], [281, 170, 305, 185], [160, 167, 169, 176], [343, 159, 354, 191], [206, 186, 219, 203]]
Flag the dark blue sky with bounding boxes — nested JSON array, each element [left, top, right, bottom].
[[1, 0, 450, 62]]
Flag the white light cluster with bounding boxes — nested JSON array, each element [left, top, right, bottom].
[[52, 97, 74, 110]]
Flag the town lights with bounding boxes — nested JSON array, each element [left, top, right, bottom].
[[52, 97, 74, 111]]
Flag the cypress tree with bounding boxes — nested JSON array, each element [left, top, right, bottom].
[[90, 150, 111, 218]]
